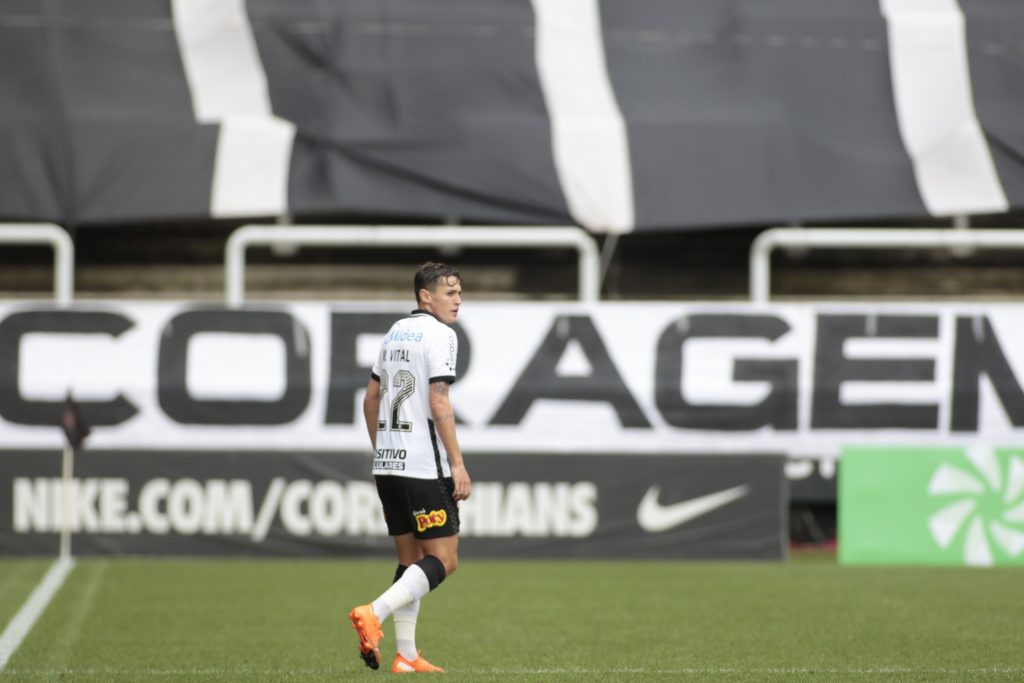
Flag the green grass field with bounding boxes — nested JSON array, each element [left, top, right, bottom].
[[1, 550, 1022, 682]]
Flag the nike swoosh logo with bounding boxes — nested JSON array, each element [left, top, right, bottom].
[[637, 484, 751, 533]]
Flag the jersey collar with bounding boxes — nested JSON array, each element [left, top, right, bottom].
[[410, 308, 443, 323]]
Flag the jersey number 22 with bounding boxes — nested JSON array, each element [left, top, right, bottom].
[[377, 369, 415, 432]]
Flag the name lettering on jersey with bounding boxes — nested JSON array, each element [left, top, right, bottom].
[[388, 348, 411, 362], [385, 329, 423, 343], [415, 508, 447, 532]]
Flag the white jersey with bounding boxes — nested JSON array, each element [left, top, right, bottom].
[[371, 310, 458, 479]]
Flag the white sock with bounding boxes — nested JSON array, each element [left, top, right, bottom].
[[371, 564, 430, 622], [393, 599, 420, 661]]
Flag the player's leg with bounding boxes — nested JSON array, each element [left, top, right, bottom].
[[417, 534, 458, 576], [350, 476, 457, 669], [368, 476, 457, 622], [377, 535, 458, 672], [349, 477, 412, 670], [380, 533, 455, 672], [388, 534, 423, 664], [371, 477, 458, 672], [393, 532, 424, 566], [415, 474, 460, 577], [387, 480, 459, 672]]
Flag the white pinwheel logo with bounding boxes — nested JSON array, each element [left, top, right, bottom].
[[927, 446, 1024, 566]]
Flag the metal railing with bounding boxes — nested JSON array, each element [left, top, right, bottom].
[[225, 225, 601, 306], [0, 223, 74, 306], [749, 227, 1024, 302]]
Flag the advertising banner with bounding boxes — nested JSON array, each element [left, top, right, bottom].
[[1, 450, 785, 559], [839, 445, 1024, 566], [2, 301, 1024, 462]]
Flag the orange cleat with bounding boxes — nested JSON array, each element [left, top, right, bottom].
[[391, 651, 445, 673], [348, 604, 384, 670]]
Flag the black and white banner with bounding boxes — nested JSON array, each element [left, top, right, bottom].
[[2, 1, 1023, 229], [1, 450, 785, 559], [2, 301, 1024, 458]]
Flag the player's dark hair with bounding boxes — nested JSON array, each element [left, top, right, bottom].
[[414, 262, 461, 305]]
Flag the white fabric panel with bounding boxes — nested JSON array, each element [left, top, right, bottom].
[[881, 0, 1008, 216], [2, 301, 1024, 457], [172, 0, 294, 217], [172, 0, 271, 122], [21, 334, 123, 401], [187, 333, 287, 401], [210, 117, 295, 218], [531, 0, 635, 233]]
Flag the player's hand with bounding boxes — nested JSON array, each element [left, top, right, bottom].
[[451, 463, 472, 501]]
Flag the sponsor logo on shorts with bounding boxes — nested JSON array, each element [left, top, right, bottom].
[[416, 509, 447, 533]]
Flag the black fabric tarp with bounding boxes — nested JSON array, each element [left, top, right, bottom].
[[1, 0, 1022, 231]]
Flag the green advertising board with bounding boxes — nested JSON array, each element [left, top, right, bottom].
[[840, 446, 1024, 566]]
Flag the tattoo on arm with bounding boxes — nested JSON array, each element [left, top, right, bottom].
[[430, 381, 454, 423]]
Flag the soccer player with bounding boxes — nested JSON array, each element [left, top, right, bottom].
[[348, 262, 472, 673]]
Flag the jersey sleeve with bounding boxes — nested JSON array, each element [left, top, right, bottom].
[[370, 342, 383, 382], [428, 327, 458, 384]]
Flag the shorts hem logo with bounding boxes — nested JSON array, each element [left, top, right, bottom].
[[415, 509, 447, 533], [637, 484, 752, 533]]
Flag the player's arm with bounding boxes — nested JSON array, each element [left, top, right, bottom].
[[429, 380, 471, 501], [363, 377, 381, 451]]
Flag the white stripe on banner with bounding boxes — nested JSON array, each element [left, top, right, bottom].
[[172, 0, 295, 218], [881, 0, 1007, 216], [211, 118, 295, 218], [531, 0, 634, 233]]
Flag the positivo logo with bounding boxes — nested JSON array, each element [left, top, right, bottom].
[[927, 446, 1024, 566]]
